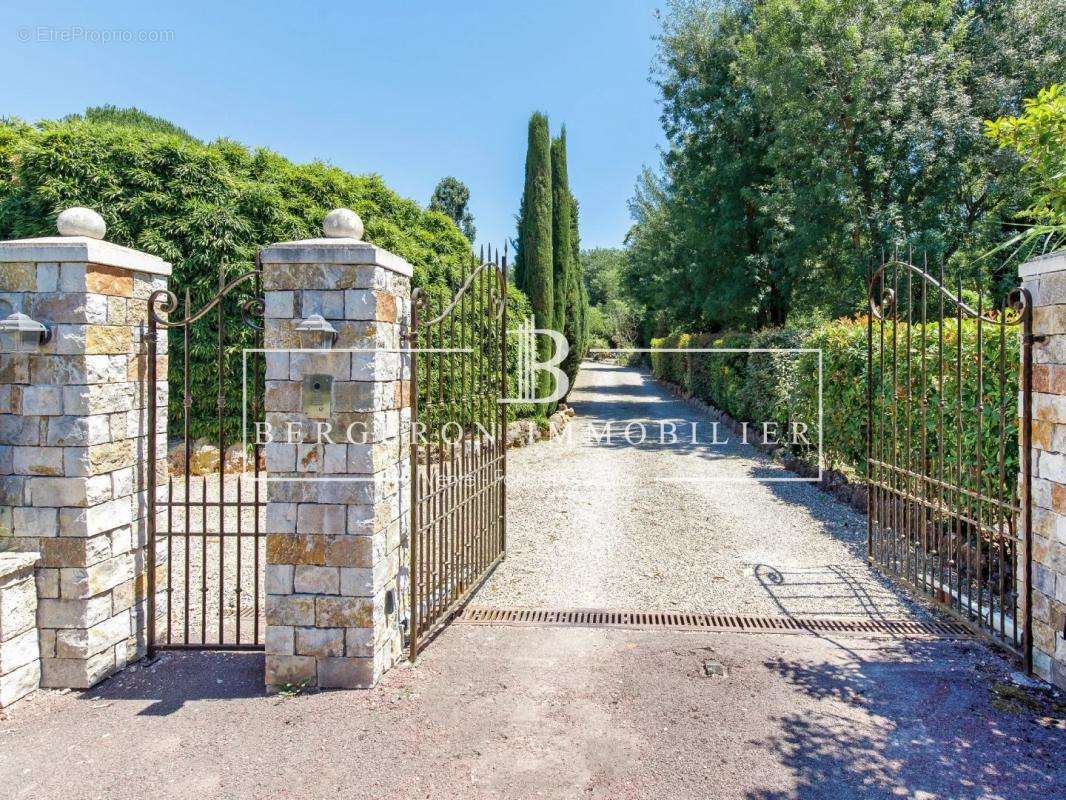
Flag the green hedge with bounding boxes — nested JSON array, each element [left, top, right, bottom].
[[650, 315, 1020, 490], [0, 113, 534, 438]]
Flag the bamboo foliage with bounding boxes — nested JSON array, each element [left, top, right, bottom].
[[0, 113, 531, 438]]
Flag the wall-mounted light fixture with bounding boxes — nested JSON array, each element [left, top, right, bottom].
[[0, 312, 53, 352], [295, 314, 339, 349]]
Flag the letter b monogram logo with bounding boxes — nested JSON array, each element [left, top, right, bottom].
[[501, 315, 570, 404]]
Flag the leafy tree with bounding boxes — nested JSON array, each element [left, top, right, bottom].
[[582, 247, 624, 307], [585, 305, 607, 341], [429, 175, 476, 242], [986, 84, 1066, 251], [624, 166, 686, 340], [626, 0, 1066, 335], [515, 112, 554, 401], [581, 248, 641, 348]]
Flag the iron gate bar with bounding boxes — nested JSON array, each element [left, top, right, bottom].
[[866, 256, 1033, 671], [147, 261, 265, 656], [408, 249, 508, 660], [1021, 313, 1036, 673]]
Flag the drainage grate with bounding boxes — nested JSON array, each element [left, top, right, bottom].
[[455, 607, 973, 638]]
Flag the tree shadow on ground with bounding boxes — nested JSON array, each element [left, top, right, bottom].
[[569, 366, 820, 466], [751, 465, 867, 549], [81, 650, 264, 716], [747, 637, 1065, 800], [569, 381, 672, 397]]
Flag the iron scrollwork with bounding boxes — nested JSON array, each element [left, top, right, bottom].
[[409, 261, 507, 335], [868, 259, 1030, 326], [148, 270, 263, 330]]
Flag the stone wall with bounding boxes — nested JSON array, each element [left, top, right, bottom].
[[0, 552, 39, 707], [1020, 251, 1066, 690], [260, 210, 411, 690], [0, 212, 170, 689]]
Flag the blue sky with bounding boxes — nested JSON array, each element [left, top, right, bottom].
[[1, 1, 666, 251]]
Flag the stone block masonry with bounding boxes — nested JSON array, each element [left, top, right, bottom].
[[0, 209, 171, 689], [261, 209, 411, 691], [0, 552, 40, 707], [1019, 251, 1066, 690]]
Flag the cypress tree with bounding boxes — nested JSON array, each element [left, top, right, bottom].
[[561, 193, 586, 394], [571, 194, 585, 354], [550, 130, 572, 336], [513, 193, 526, 290], [578, 280, 589, 356], [516, 112, 554, 402]]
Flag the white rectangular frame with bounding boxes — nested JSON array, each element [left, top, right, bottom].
[[238, 346, 824, 485]]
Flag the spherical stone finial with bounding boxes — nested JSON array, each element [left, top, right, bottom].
[[322, 208, 363, 240], [57, 207, 107, 240]]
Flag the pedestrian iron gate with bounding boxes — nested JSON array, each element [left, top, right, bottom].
[[146, 263, 265, 653], [866, 256, 1033, 670], [407, 251, 508, 659]]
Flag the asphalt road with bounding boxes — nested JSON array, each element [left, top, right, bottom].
[[0, 627, 1061, 800]]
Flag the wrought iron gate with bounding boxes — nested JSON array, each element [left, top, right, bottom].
[[408, 251, 508, 658], [866, 255, 1033, 669], [146, 262, 265, 653]]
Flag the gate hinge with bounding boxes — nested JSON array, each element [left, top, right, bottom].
[[1025, 334, 1048, 344]]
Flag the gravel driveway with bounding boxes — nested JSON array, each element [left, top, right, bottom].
[[478, 361, 920, 620], [156, 474, 265, 647]]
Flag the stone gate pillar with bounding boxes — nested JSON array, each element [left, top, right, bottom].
[[260, 209, 410, 691], [1020, 250, 1066, 690], [0, 207, 170, 689]]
